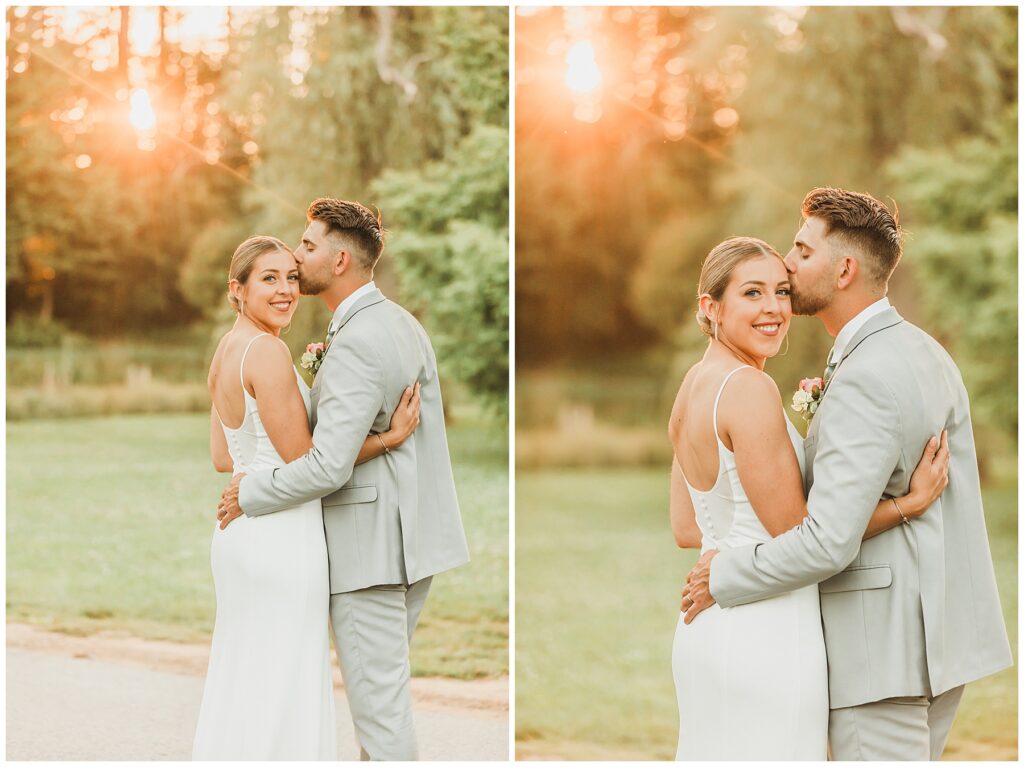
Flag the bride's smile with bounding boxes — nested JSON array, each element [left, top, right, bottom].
[[228, 247, 300, 334], [700, 254, 792, 366]]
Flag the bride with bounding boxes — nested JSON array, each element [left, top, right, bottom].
[[668, 237, 949, 760], [193, 236, 421, 760]]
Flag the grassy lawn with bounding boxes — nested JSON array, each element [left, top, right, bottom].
[[515, 468, 1017, 760], [6, 413, 508, 679]]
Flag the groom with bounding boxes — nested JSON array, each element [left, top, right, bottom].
[[682, 187, 1012, 759], [218, 197, 470, 760]]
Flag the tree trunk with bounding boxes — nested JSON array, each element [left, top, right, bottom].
[[117, 6, 130, 84], [158, 6, 167, 76]]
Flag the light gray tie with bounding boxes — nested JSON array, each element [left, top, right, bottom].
[[325, 322, 338, 349]]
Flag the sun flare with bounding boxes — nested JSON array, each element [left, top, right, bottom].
[[565, 40, 602, 94], [129, 89, 156, 132]]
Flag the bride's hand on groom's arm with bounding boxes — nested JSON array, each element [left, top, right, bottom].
[[217, 473, 246, 529], [862, 430, 949, 540], [903, 430, 950, 517], [386, 383, 421, 447], [681, 550, 719, 624], [355, 384, 421, 466]]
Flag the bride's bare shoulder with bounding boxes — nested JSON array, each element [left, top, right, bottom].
[[725, 366, 781, 404], [716, 367, 785, 435]]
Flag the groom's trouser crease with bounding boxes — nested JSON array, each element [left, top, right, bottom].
[[828, 684, 964, 760], [329, 576, 433, 761]]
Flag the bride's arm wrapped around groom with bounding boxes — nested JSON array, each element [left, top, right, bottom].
[[241, 328, 391, 513], [701, 316, 1012, 707]]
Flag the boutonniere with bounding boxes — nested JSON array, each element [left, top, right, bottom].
[[300, 342, 327, 375], [791, 377, 824, 423]]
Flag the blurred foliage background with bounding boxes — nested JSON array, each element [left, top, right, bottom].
[[7, 5, 508, 416], [6, 6, 508, 680], [515, 6, 1017, 759], [516, 5, 1016, 465]]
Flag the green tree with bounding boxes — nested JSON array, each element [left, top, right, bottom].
[[887, 106, 1017, 439], [374, 125, 509, 414]]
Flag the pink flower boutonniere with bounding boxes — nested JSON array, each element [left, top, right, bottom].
[[791, 377, 824, 424], [300, 342, 326, 375]]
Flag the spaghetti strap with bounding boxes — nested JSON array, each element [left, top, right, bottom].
[[712, 366, 753, 443], [239, 333, 270, 392]]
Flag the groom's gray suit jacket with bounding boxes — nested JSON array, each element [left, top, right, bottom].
[[710, 307, 1012, 710], [239, 288, 470, 593]]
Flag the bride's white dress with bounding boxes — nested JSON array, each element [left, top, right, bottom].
[[672, 366, 828, 760], [193, 333, 336, 760]]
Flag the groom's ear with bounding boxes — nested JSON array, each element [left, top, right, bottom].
[[333, 248, 351, 276], [836, 256, 859, 290]]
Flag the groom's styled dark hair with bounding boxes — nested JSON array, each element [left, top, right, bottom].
[[802, 187, 903, 289], [307, 197, 385, 275]]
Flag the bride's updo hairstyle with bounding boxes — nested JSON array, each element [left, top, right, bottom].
[[227, 235, 291, 315], [695, 237, 784, 337]]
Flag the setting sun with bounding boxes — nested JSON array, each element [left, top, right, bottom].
[[565, 40, 601, 94], [128, 89, 156, 132]]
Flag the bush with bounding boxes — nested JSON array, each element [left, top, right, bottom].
[[7, 382, 210, 420], [6, 315, 72, 348]]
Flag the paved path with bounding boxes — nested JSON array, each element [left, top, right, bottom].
[[7, 626, 508, 761]]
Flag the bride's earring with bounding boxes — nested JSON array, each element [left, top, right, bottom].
[[777, 333, 790, 357]]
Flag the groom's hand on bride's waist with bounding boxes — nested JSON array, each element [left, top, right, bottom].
[[681, 549, 718, 624], [217, 473, 246, 529]]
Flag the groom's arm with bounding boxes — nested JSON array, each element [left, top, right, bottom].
[[709, 367, 903, 607], [239, 333, 385, 517]]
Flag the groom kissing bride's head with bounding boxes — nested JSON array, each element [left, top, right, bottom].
[[785, 187, 903, 332], [293, 197, 385, 301]]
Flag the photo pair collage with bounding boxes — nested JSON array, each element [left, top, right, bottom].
[[5, 4, 1018, 762]]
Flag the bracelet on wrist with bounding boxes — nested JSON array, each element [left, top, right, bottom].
[[376, 433, 391, 455], [892, 497, 910, 525]]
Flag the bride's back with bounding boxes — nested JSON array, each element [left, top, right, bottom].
[[208, 331, 263, 430], [669, 360, 743, 491], [208, 330, 308, 474]]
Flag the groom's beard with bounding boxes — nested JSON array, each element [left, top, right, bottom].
[[790, 281, 835, 316], [298, 268, 331, 296]]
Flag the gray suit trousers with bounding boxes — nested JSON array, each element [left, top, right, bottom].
[[829, 685, 964, 760], [329, 577, 433, 761]]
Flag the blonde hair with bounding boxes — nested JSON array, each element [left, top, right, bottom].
[[696, 237, 784, 336], [227, 236, 290, 314]]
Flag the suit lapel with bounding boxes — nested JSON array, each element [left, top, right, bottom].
[[820, 306, 904, 398], [336, 288, 386, 332], [312, 288, 387, 392]]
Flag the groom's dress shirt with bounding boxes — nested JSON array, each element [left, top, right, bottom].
[[828, 296, 891, 366]]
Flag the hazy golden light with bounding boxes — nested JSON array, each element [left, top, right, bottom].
[[565, 40, 601, 94], [665, 121, 687, 141], [573, 103, 602, 123], [129, 8, 160, 57], [74, 154, 92, 169], [713, 107, 739, 129], [129, 89, 156, 132]]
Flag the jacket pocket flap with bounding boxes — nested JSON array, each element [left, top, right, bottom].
[[819, 564, 892, 594], [323, 484, 378, 507]]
